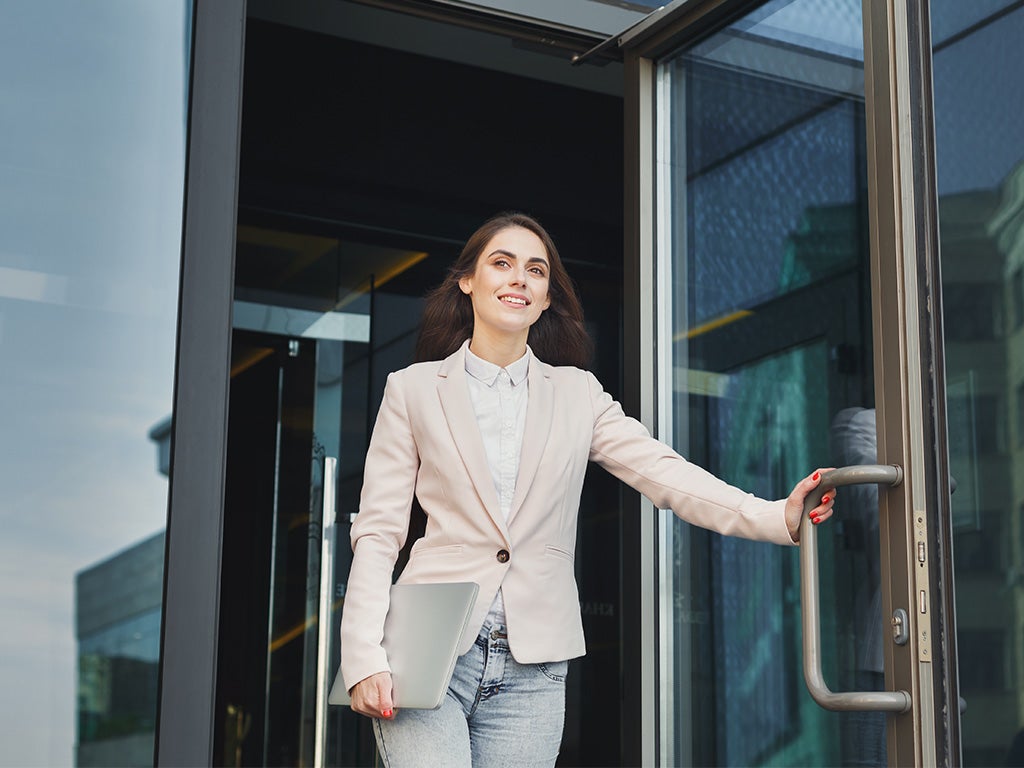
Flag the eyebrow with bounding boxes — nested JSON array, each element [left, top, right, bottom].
[[487, 249, 549, 269]]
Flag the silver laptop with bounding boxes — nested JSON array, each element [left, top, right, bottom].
[[329, 581, 480, 710]]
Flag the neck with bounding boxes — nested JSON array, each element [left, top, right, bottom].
[[468, 329, 528, 369]]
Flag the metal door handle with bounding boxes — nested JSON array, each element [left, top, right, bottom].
[[314, 457, 338, 768], [800, 464, 912, 713]]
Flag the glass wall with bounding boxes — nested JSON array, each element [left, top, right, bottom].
[[657, 0, 877, 764], [930, 2, 1024, 765], [0, 2, 192, 766]]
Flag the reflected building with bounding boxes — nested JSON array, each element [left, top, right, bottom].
[[75, 532, 164, 767], [942, 159, 1024, 766], [74, 421, 170, 767]]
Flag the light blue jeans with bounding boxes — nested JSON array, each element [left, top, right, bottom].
[[373, 622, 567, 767]]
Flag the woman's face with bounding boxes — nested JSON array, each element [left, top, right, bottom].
[[458, 226, 551, 342]]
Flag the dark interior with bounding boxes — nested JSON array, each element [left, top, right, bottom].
[[216, 13, 628, 767]]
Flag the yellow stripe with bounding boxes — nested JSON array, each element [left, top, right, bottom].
[[334, 251, 430, 310], [268, 598, 346, 653], [674, 309, 754, 341]]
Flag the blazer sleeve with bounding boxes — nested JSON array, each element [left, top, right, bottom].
[[585, 371, 795, 546], [339, 371, 420, 690]]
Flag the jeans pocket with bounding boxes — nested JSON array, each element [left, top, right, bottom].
[[537, 660, 569, 683]]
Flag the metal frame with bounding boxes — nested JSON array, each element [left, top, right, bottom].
[[158, 0, 644, 763], [623, 50, 659, 768], [652, 60, 678, 768], [155, 1, 247, 764], [620, 0, 746, 59], [344, 0, 611, 59], [863, 0, 958, 763]]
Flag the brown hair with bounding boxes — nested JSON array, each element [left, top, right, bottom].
[[415, 212, 592, 368]]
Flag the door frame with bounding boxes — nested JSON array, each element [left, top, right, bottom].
[[862, 0, 959, 763], [620, 0, 960, 765], [158, 1, 633, 765], [155, 1, 247, 766]]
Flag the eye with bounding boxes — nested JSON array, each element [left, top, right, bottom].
[[529, 266, 547, 276], [493, 258, 510, 268]]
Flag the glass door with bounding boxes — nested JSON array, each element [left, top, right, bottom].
[[626, 0, 956, 764], [930, 2, 1024, 765], [655, 5, 875, 763], [213, 217, 445, 766]]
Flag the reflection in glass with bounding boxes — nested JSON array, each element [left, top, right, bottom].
[[216, 219, 445, 767], [658, 0, 875, 764], [931, 3, 1024, 765], [76, 536, 163, 764], [0, 2, 191, 765]]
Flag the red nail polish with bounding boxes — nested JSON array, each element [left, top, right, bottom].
[[382, 709, 392, 718], [813, 517, 822, 525], [810, 513, 819, 522], [821, 495, 830, 504], [812, 472, 820, 482]]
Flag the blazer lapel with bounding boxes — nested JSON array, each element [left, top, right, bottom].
[[436, 347, 509, 541], [508, 358, 553, 524]]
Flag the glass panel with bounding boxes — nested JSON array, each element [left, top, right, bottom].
[[0, 2, 192, 766], [657, 0, 879, 764], [215, 213, 451, 766], [930, 3, 1024, 766]]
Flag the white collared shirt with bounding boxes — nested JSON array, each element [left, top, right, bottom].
[[464, 341, 530, 627]]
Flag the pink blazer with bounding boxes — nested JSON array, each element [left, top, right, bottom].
[[339, 344, 795, 691]]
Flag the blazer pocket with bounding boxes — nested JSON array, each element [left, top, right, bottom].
[[544, 545, 574, 562]]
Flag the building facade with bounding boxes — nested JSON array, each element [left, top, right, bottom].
[[1, 1, 1022, 766]]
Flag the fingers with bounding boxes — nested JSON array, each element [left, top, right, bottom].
[[802, 468, 838, 525], [808, 487, 836, 526], [804, 467, 835, 490], [349, 683, 374, 718], [377, 676, 395, 719], [349, 672, 396, 719]]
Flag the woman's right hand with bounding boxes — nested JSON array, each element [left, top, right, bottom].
[[349, 671, 396, 719]]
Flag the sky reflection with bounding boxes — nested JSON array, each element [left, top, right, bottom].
[[0, 2, 189, 765]]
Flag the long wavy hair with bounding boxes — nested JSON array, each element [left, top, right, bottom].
[[415, 213, 592, 368]]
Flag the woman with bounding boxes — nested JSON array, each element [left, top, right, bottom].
[[340, 212, 835, 767]]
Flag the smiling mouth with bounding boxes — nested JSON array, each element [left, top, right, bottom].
[[499, 295, 530, 306]]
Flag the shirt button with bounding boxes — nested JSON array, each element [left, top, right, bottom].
[[496, 549, 510, 563]]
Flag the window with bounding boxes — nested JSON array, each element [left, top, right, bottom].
[[0, 4, 191, 764]]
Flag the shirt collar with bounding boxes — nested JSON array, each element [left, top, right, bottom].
[[463, 340, 531, 387]]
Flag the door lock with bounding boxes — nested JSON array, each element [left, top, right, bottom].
[[892, 608, 909, 646]]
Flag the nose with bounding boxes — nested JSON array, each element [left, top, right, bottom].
[[508, 265, 527, 285]]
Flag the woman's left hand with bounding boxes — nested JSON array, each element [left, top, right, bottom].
[[784, 469, 836, 543]]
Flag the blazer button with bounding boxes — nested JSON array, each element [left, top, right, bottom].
[[496, 549, 510, 563]]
